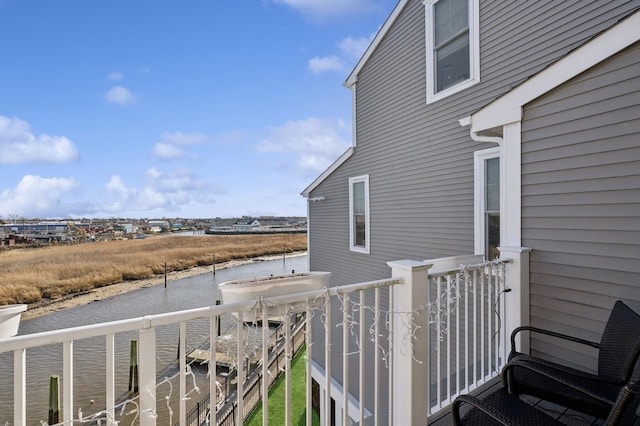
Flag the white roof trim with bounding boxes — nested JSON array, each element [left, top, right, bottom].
[[344, 0, 410, 88], [301, 147, 354, 197], [470, 9, 640, 133]]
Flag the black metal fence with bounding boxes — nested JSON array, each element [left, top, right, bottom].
[[183, 392, 210, 426]]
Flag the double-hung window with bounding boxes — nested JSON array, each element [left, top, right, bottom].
[[349, 175, 370, 254], [425, 0, 480, 103], [474, 148, 500, 260]]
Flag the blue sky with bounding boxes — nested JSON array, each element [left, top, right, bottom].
[[0, 0, 397, 219]]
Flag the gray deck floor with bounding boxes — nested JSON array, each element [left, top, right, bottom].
[[427, 377, 640, 425]]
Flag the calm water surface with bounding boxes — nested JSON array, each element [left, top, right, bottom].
[[0, 255, 308, 424]]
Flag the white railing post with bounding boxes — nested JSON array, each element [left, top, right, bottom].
[[285, 311, 292, 426], [14, 348, 26, 424], [106, 334, 116, 425], [498, 246, 531, 356], [179, 321, 187, 426], [262, 305, 269, 426], [305, 303, 312, 426], [387, 259, 431, 425], [210, 314, 218, 425], [139, 325, 157, 426], [236, 312, 245, 426], [63, 340, 74, 425]]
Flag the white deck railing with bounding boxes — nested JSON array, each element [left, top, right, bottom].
[[0, 277, 402, 426], [424, 255, 511, 416], [0, 253, 527, 426]]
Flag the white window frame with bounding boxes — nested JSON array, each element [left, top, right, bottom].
[[473, 147, 499, 257], [424, 0, 480, 104], [349, 175, 370, 254]]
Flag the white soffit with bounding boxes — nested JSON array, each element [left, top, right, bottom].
[[470, 9, 640, 133]]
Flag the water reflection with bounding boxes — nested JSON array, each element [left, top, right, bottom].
[[0, 255, 308, 424]]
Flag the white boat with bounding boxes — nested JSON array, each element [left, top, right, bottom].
[[219, 271, 330, 322], [0, 304, 27, 338]]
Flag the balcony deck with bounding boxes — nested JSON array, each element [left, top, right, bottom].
[[428, 377, 640, 425]]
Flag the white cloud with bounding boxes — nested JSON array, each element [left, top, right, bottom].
[[160, 131, 209, 146], [0, 116, 79, 164], [274, 0, 378, 19], [0, 175, 78, 217], [107, 71, 124, 81], [308, 56, 345, 73], [152, 143, 185, 159], [152, 131, 211, 159], [257, 117, 351, 174], [309, 33, 376, 74], [135, 186, 168, 208], [145, 167, 162, 180], [105, 175, 130, 199], [96, 168, 217, 216], [105, 86, 136, 106], [101, 175, 167, 214], [144, 167, 207, 192], [338, 34, 375, 60]]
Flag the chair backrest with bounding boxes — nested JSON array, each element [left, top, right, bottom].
[[606, 379, 640, 425], [598, 301, 640, 383]]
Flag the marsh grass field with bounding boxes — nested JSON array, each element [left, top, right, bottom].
[[0, 233, 307, 306]]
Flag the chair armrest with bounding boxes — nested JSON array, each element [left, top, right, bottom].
[[502, 359, 613, 404], [452, 394, 512, 425], [508, 354, 604, 382], [510, 326, 600, 355]]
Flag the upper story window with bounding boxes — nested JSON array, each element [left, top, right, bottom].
[[349, 175, 370, 254], [425, 0, 480, 104]]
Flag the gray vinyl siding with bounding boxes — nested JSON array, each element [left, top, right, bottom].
[[521, 41, 640, 372], [306, 0, 640, 414]]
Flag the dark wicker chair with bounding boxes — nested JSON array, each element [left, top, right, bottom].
[[453, 360, 640, 425], [505, 300, 640, 419]]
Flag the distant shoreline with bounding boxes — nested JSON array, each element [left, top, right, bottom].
[[22, 251, 308, 320]]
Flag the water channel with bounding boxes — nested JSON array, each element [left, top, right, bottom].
[[0, 254, 308, 424]]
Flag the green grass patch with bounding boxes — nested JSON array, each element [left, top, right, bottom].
[[245, 345, 320, 425]]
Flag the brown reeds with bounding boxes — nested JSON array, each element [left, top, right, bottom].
[[0, 233, 307, 305]]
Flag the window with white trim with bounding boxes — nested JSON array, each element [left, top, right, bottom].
[[349, 175, 370, 254], [425, 0, 480, 104], [474, 148, 500, 260]]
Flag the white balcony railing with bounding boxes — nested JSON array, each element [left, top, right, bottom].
[[424, 255, 511, 416], [0, 277, 402, 426], [0, 252, 529, 426]]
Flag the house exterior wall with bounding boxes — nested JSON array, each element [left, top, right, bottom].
[[306, 0, 640, 417], [521, 41, 640, 372]]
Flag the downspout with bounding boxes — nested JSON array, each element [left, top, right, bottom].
[[470, 131, 502, 144], [458, 116, 503, 144]]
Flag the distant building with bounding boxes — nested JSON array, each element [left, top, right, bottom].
[[147, 220, 170, 232], [232, 219, 261, 232], [0, 222, 70, 236], [114, 223, 135, 234]]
